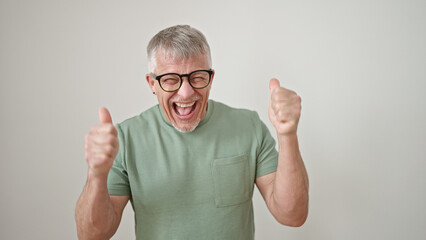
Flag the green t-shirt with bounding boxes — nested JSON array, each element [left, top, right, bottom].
[[107, 100, 278, 240]]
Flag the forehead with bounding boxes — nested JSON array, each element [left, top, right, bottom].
[[154, 52, 210, 74]]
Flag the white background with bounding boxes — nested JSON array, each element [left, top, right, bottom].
[[1, 0, 425, 239]]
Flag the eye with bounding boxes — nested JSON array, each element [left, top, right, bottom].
[[191, 76, 206, 82], [190, 72, 209, 82], [160, 75, 180, 85]]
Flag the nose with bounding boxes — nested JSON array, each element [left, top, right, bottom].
[[177, 77, 195, 99]]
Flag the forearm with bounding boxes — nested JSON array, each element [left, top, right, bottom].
[[75, 173, 117, 240], [271, 133, 309, 226]]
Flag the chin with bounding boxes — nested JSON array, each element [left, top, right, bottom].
[[173, 119, 201, 133]]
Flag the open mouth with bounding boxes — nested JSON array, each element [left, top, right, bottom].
[[173, 101, 197, 119]]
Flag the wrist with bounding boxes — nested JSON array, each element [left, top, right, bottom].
[[87, 169, 109, 187], [277, 132, 298, 143]]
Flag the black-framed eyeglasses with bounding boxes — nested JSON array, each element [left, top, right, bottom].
[[151, 69, 213, 92]]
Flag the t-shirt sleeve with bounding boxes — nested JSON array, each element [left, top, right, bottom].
[[107, 124, 131, 196], [253, 112, 278, 178]]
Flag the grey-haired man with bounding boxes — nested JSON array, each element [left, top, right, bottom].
[[76, 25, 309, 240]]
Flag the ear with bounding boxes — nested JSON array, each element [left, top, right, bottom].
[[146, 73, 156, 93], [210, 69, 215, 86]]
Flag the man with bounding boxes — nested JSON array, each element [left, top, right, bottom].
[[75, 25, 309, 240]]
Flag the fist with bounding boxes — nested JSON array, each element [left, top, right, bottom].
[[84, 107, 119, 177], [268, 78, 301, 136]]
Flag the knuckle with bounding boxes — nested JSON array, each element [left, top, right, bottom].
[[105, 145, 114, 154], [273, 102, 281, 110], [295, 95, 302, 102], [107, 135, 117, 145], [112, 138, 119, 148], [98, 153, 109, 162], [293, 104, 300, 112]]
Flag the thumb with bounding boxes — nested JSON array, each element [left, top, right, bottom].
[[269, 78, 280, 92], [98, 107, 113, 124]]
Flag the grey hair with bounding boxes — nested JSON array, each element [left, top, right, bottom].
[[147, 25, 212, 72]]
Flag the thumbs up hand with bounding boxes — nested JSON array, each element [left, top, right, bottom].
[[268, 78, 302, 137], [84, 107, 119, 177]]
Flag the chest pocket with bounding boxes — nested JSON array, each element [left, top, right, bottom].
[[211, 154, 250, 207]]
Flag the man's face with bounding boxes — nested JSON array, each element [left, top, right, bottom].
[[146, 52, 214, 132]]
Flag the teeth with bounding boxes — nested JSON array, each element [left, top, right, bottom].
[[175, 102, 195, 108]]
